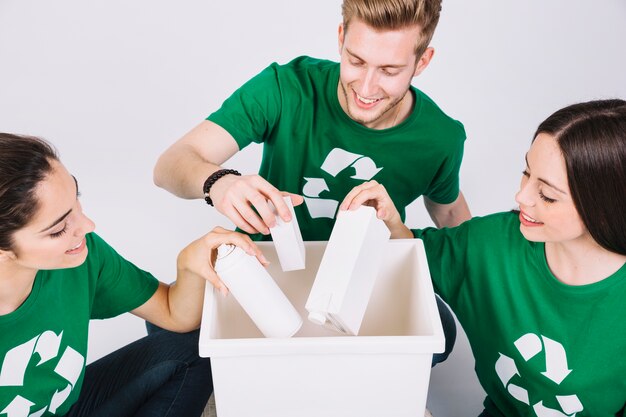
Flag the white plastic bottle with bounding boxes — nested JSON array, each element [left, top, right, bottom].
[[214, 244, 303, 338]]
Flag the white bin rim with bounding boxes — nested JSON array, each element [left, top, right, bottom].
[[201, 334, 444, 357]]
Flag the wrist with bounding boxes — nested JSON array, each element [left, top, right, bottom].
[[387, 219, 412, 239], [203, 169, 241, 206]]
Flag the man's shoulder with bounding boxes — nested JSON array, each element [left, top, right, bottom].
[[411, 87, 465, 136], [281, 55, 337, 69], [269, 56, 338, 78], [257, 56, 339, 96]]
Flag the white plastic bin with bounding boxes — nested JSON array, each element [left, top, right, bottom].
[[199, 239, 444, 417]]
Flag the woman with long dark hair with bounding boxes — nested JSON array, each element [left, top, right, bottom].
[[341, 99, 626, 416], [0, 133, 262, 416]]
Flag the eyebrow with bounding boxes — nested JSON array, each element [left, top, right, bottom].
[[38, 176, 80, 233], [524, 154, 567, 194], [345, 48, 406, 69]]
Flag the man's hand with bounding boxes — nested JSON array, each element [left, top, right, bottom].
[[339, 180, 412, 239], [210, 173, 304, 235]]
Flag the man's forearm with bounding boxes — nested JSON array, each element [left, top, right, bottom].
[[154, 120, 240, 199], [424, 191, 471, 228], [154, 144, 221, 199]]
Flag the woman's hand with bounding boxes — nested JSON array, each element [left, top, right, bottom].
[[339, 181, 413, 239], [176, 226, 268, 296]]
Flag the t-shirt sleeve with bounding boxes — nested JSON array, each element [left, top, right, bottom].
[[423, 120, 466, 204], [207, 62, 283, 150], [411, 221, 471, 309], [87, 233, 159, 319]]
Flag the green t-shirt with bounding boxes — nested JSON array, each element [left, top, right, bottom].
[[0, 233, 159, 416], [208, 56, 466, 241], [414, 212, 626, 417]]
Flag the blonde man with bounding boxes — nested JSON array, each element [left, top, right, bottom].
[[154, 0, 466, 374]]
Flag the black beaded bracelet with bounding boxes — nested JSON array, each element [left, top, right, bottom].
[[203, 169, 241, 206]]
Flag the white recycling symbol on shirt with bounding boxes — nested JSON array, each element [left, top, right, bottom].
[[495, 333, 584, 417], [302, 148, 383, 219], [0, 330, 84, 417]]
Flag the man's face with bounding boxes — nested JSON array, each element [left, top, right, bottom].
[[337, 18, 432, 129]]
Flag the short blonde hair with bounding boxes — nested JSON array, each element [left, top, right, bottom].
[[341, 0, 442, 56]]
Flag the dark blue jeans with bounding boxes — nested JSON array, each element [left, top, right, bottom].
[[65, 326, 212, 417], [432, 295, 456, 367]]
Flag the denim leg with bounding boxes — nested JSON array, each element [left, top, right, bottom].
[[146, 320, 164, 334], [431, 295, 457, 367], [66, 328, 212, 417]]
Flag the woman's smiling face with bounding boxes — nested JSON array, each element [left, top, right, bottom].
[[8, 159, 96, 271], [515, 133, 588, 245]]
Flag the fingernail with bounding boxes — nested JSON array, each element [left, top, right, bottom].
[[219, 286, 229, 297]]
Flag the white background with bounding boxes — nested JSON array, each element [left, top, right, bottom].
[[1, 1, 625, 415]]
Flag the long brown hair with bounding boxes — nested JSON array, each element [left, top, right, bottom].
[[0, 133, 58, 250], [534, 99, 626, 255]]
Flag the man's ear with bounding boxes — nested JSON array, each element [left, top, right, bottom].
[[413, 47, 435, 77], [338, 23, 345, 54]]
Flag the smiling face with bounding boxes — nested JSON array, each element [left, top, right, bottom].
[[7, 160, 95, 271], [515, 133, 589, 244], [337, 18, 433, 129]]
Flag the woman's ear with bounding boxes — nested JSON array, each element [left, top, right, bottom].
[[0, 249, 17, 262]]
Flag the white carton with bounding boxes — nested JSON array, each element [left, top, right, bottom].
[[269, 196, 305, 271], [199, 239, 444, 417], [305, 206, 390, 335]]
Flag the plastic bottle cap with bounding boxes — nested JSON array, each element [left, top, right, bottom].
[[308, 311, 327, 325], [217, 244, 236, 260]]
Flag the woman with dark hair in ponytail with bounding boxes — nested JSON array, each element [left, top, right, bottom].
[[342, 99, 626, 417], [0, 133, 262, 416]]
